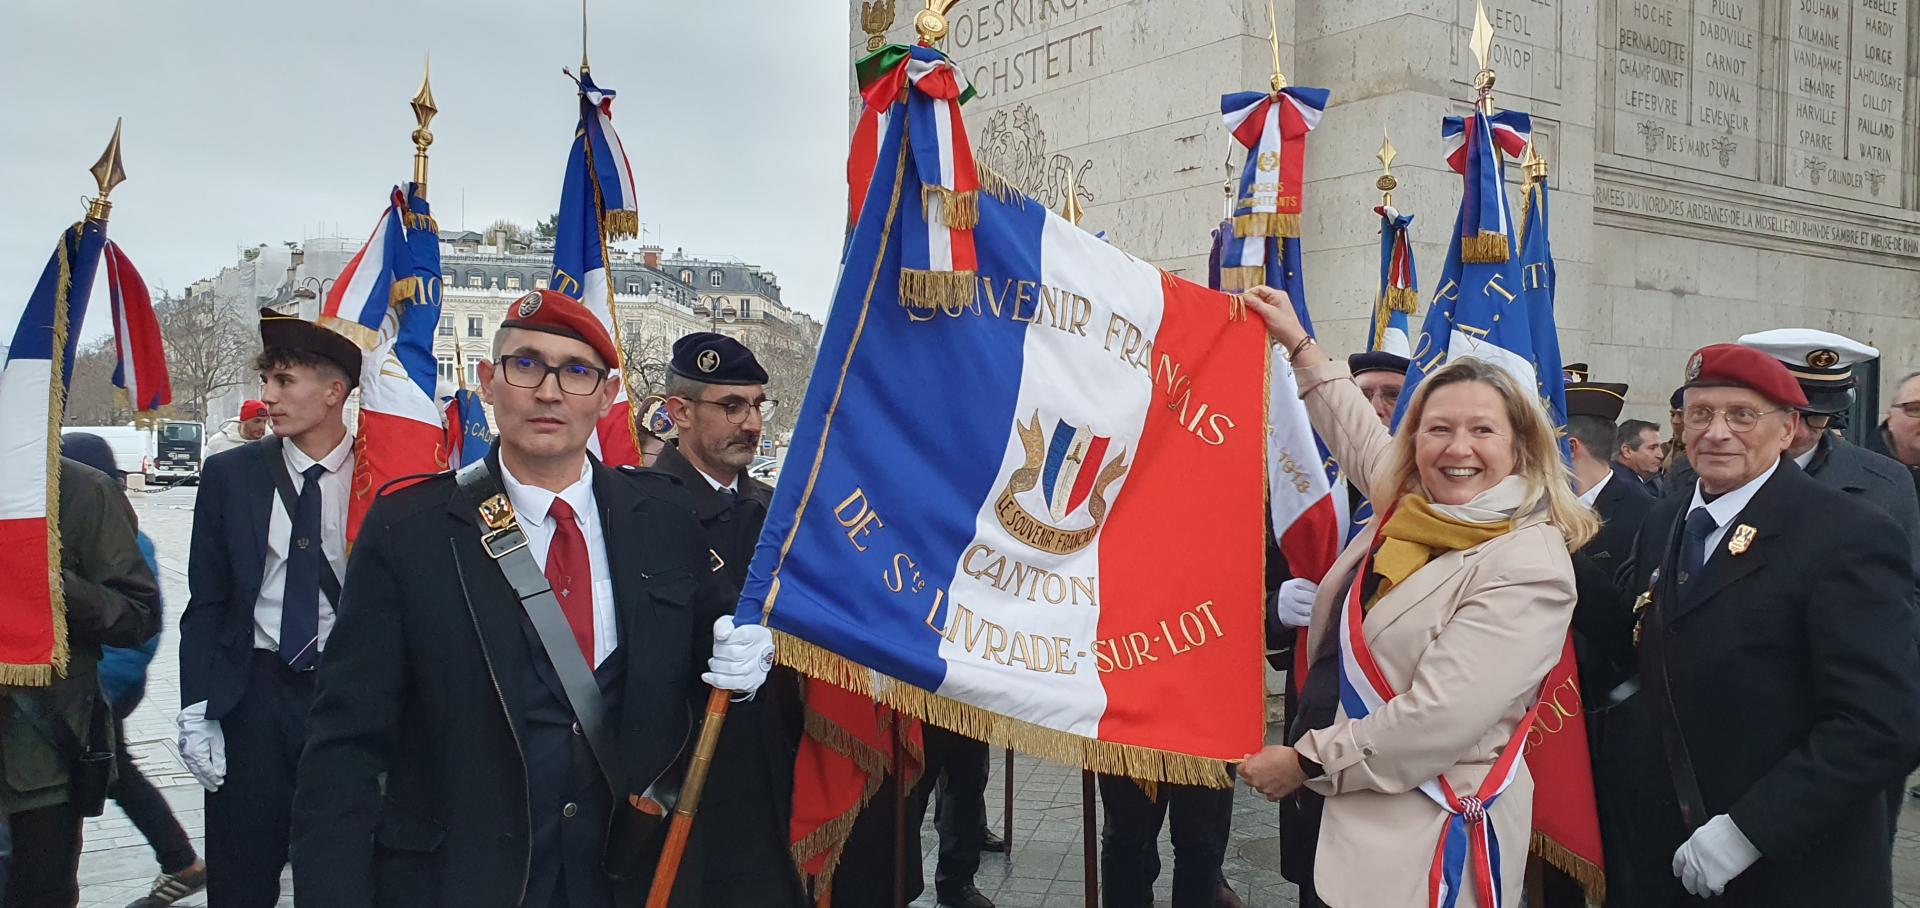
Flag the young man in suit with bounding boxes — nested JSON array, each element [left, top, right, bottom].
[[1611, 344, 1920, 906], [289, 290, 772, 908], [176, 310, 360, 907]]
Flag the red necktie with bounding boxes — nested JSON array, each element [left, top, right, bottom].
[[543, 498, 596, 663]]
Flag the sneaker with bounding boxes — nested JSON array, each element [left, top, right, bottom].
[[125, 860, 206, 908]]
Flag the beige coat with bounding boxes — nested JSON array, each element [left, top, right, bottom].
[[1290, 361, 1576, 908]]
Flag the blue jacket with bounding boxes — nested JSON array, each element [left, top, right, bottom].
[[98, 531, 162, 713]]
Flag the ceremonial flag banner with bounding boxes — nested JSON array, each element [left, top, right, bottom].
[[321, 184, 446, 542], [103, 242, 171, 412], [1218, 87, 1329, 291], [743, 43, 1269, 784], [1519, 167, 1567, 436], [1370, 207, 1417, 357], [444, 386, 491, 470], [0, 220, 108, 684], [552, 68, 642, 467]]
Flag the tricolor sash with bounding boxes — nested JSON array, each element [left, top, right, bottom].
[[1334, 511, 1540, 908], [899, 44, 981, 312]]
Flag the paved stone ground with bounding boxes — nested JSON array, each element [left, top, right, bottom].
[[71, 486, 1920, 906]]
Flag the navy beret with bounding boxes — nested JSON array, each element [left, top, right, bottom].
[[1348, 350, 1411, 377], [670, 332, 768, 385]]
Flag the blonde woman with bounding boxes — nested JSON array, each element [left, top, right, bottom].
[[1239, 286, 1595, 908]]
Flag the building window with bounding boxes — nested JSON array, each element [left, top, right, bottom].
[[535, 275, 548, 289], [468, 272, 484, 288], [709, 270, 724, 287], [741, 298, 752, 317], [679, 269, 694, 284], [466, 362, 479, 386], [467, 316, 483, 338], [438, 316, 453, 336], [505, 273, 522, 290], [627, 281, 642, 294], [437, 356, 454, 379]]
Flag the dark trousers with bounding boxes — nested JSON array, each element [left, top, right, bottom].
[[3, 802, 82, 908], [1096, 773, 1232, 908], [206, 652, 313, 908], [109, 713, 196, 875], [920, 725, 988, 895]]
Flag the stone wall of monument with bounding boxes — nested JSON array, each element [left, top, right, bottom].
[[849, 0, 1918, 423]]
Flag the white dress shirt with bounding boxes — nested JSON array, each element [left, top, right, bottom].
[[253, 432, 353, 653], [695, 465, 739, 494], [1792, 446, 1817, 469], [1577, 469, 1613, 507], [500, 457, 617, 667], [1684, 458, 1779, 566]]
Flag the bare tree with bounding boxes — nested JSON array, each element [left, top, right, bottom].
[[158, 291, 256, 422], [619, 329, 675, 399], [62, 338, 132, 427]]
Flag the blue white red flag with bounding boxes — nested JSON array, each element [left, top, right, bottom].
[[1518, 173, 1566, 440], [742, 54, 1270, 782], [553, 69, 642, 467], [1441, 110, 1531, 263], [1217, 87, 1328, 290], [444, 387, 491, 470], [322, 184, 445, 542], [102, 241, 171, 412], [0, 219, 108, 684], [1370, 206, 1417, 357]]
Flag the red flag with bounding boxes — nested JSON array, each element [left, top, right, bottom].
[[102, 242, 171, 411], [789, 680, 921, 899], [1524, 635, 1606, 904]]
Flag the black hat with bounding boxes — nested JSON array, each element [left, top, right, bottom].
[[1348, 350, 1411, 377], [1669, 387, 1685, 410], [61, 432, 122, 480], [259, 308, 363, 388], [1565, 381, 1628, 422], [670, 332, 768, 385]]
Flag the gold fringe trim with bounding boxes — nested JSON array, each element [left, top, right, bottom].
[[898, 269, 976, 312], [602, 208, 639, 242], [1384, 286, 1418, 313], [1217, 265, 1266, 294], [1234, 211, 1300, 239], [774, 632, 1235, 788], [789, 702, 922, 894], [315, 314, 383, 352], [973, 162, 1025, 207], [1461, 231, 1510, 263], [1135, 778, 1160, 800], [921, 185, 979, 230], [1531, 830, 1606, 906], [401, 210, 439, 234]]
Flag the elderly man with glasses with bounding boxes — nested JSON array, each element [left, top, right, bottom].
[[1867, 371, 1920, 494]]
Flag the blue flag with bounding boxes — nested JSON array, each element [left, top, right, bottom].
[[1517, 174, 1567, 449]]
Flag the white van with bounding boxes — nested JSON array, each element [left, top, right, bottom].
[[61, 425, 153, 477]]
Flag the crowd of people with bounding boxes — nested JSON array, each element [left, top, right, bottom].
[[5, 282, 1920, 908]]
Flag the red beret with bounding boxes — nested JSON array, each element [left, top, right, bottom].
[[499, 290, 621, 370], [240, 400, 268, 420], [1682, 343, 1809, 408]]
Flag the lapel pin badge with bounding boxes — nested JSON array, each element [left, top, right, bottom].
[[1728, 524, 1756, 556]]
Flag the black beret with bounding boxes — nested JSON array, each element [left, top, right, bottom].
[[1348, 350, 1411, 377], [259, 308, 363, 388], [1669, 387, 1685, 410], [1565, 381, 1628, 422], [670, 332, 768, 385]]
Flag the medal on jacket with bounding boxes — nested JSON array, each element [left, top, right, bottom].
[[1728, 524, 1756, 556], [1632, 569, 1658, 647]]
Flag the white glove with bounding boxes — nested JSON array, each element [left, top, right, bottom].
[[1672, 813, 1761, 897], [703, 616, 775, 696], [1272, 578, 1319, 628], [176, 701, 226, 792]]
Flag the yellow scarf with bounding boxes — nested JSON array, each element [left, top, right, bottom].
[[1369, 495, 1512, 607]]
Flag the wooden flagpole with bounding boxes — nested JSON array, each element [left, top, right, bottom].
[[1002, 748, 1014, 852]]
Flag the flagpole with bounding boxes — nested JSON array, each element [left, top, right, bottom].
[[1057, 166, 1102, 908], [412, 55, 436, 196], [574, 0, 646, 461]]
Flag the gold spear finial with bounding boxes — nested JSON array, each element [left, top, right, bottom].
[[1376, 131, 1399, 206], [580, 0, 591, 73], [1523, 142, 1549, 181], [1062, 164, 1085, 226], [411, 55, 437, 191], [1267, 0, 1288, 91], [87, 118, 127, 223], [1470, 0, 1497, 111], [915, 0, 960, 45]]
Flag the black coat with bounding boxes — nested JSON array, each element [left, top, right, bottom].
[[646, 442, 807, 908], [289, 453, 725, 908], [1569, 470, 1655, 697], [1802, 431, 1920, 579], [1606, 460, 1920, 907], [179, 437, 287, 718]]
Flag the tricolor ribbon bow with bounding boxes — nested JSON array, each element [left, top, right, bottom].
[[1440, 110, 1531, 263], [894, 43, 982, 313], [1221, 87, 1329, 241]]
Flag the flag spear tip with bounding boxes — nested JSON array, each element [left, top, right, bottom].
[[411, 58, 437, 190], [1266, 0, 1287, 91], [915, 0, 960, 45], [88, 118, 127, 222], [1524, 143, 1549, 180]]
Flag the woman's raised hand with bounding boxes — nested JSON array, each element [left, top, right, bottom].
[[1239, 286, 1307, 349]]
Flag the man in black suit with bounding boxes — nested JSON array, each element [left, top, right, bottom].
[[649, 332, 806, 908], [290, 290, 773, 908], [177, 310, 360, 907], [1612, 418, 1667, 497], [1608, 344, 1920, 906]]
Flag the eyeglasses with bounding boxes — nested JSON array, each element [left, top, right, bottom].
[[1893, 402, 1920, 419], [495, 355, 608, 396], [687, 397, 778, 424], [1360, 387, 1401, 407], [1680, 405, 1783, 433]]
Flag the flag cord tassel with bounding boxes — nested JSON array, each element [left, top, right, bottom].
[[1461, 231, 1510, 263], [774, 631, 1235, 788], [1233, 211, 1300, 239], [1383, 286, 1419, 313]]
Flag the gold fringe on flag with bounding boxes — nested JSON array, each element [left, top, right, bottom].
[[1384, 286, 1419, 313], [921, 185, 979, 230], [1234, 211, 1300, 239], [1217, 265, 1266, 294], [1531, 830, 1606, 906], [602, 208, 639, 242], [401, 209, 439, 234], [898, 268, 976, 312], [1461, 231, 1510, 263], [789, 706, 921, 895], [774, 631, 1235, 788], [316, 314, 383, 352], [973, 162, 1025, 207]]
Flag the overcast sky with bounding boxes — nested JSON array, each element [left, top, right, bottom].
[[0, 1, 850, 344]]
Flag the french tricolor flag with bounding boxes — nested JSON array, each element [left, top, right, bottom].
[[741, 68, 1269, 782], [103, 242, 171, 412]]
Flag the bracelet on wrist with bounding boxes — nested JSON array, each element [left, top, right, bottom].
[[1287, 335, 1317, 362]]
